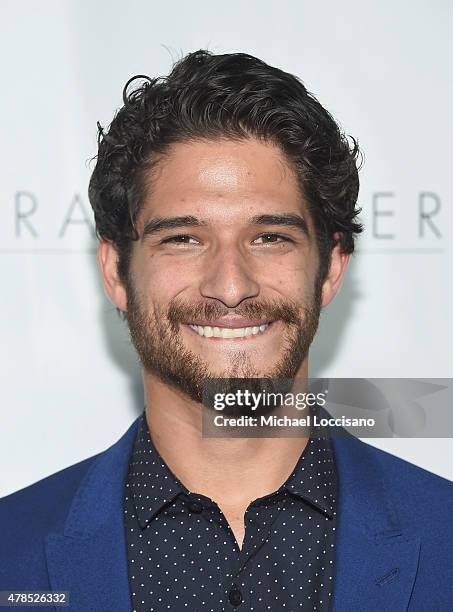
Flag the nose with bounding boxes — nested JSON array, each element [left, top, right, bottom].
[[199, 246, 260, 308]]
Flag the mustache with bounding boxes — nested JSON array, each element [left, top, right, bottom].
[[166, 298, 303, 327]]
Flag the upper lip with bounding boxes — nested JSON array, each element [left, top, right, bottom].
[[186, 318, 273, 328]]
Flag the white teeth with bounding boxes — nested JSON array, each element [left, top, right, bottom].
[[188, 323, 270, 338]]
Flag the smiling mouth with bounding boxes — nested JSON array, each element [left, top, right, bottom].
[[186, 322, 274, 339]]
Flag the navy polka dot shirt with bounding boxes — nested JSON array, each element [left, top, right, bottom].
[[123, 411, 337, 611]]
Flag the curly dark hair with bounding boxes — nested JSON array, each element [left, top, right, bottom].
[[88, 49, 363, 286]]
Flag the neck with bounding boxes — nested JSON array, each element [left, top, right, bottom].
[[142, 362, 310, 510]]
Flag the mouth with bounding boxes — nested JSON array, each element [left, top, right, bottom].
[[185, 320, 275, 339]]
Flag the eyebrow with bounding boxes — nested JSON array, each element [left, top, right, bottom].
[[141, 212, 310, 240], [250, 213, 309, 238], [142, 216, 206, 240]]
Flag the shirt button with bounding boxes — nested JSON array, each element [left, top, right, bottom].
[[228, 587, 243, 607], [187, 500, 203, 513]]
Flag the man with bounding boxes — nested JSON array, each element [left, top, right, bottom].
[[1, 50, 452, 611]]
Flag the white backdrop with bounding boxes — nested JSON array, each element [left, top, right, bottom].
[[1, 0, 452, 497]]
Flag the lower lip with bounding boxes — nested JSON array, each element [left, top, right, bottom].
[[183, 321, 276, 341]]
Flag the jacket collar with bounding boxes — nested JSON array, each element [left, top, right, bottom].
[[45, 415, 420, 612]]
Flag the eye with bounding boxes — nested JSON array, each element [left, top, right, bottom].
[[253, 233, 293, 245], [160, 234, 200, 245]]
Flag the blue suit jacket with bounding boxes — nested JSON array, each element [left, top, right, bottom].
[[1, 415, 452, 611]]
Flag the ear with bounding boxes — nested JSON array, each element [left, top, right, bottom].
[[321, 233, 350, 308], [97, 240, 128, 312]]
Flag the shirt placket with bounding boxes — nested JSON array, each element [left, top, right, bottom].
[[181, 492, 243, 609], [223, 492, 287, 610]]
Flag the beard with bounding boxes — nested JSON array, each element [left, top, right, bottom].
[[125, 277, 323, 407]]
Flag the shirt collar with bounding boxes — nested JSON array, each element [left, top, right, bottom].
[[127, 410, 337, 529], [282, 425, 337, 519], [127, 412, 188, 529]]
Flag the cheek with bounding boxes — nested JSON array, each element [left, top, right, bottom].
[[134, 255, 190, 305], [289, 249, 320, 293], [270, 256, 317, 294]]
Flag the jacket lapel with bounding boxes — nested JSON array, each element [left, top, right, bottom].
[[330, 432, 420, 612], [45, 416, 141, 612]]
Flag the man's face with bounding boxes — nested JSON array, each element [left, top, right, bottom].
[[124, 137, 324, 403]]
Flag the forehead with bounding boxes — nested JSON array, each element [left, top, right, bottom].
[[140, 137, 308, 224]]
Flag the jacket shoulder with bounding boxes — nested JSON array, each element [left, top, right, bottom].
[[0, 454, 101, 557], [359, 439, 453, 528], [0, 415, 142, 587], [0, 453, 100, 533], [0, 454, 101, 586], [0, 416, 141, 559], [363, 440, 453, 489]]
